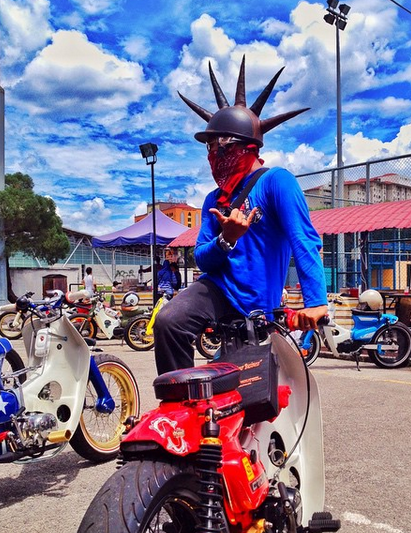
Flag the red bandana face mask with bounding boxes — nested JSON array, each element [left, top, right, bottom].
[[207, 143, 259, 207]]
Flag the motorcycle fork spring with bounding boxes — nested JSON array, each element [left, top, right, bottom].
[[195, 442, 226, 533]]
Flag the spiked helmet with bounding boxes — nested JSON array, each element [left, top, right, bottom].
[[178, 56, 309, 147]]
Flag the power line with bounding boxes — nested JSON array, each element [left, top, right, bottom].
[[387, 0, 411, 15]]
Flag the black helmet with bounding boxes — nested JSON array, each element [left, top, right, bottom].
[[178, 55, 309, 147]]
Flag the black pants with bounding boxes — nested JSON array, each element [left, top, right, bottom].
[[154, 278, 240, 375]]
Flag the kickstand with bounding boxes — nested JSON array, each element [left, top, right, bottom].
[[351, 350, 361, 371]]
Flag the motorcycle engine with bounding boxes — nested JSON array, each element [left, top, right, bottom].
[[258, 484, 303, 532]]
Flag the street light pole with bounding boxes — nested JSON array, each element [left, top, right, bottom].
[[324, 0, 351, 290], [139, 142, 159, 304]]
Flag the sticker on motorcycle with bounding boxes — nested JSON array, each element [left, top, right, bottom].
[[149, 416, 188, 454]]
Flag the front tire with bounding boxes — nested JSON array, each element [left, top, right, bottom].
[[78, 459, 203, 533], [68, 313, 98, 339], [195, 331, 221, 360], [368, 322, 411, 368], [0, 312, 23, 340], [70, 354, 140, 462], [124, 317, 154, 351], [299, 330, 321, 366], [1, 348, 26, 385]]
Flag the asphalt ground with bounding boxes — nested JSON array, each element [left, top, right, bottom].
[[1, 338, 411, 533]]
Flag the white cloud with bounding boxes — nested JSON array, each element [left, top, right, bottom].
[[0, 0, 52, 79], [71, 0, 122, 16], [68, 197, 112, 234], [9, 30, 154, 119], [343, 124, 411, 164]]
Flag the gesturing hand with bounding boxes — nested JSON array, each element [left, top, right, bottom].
[[209, 207, 258, 245]]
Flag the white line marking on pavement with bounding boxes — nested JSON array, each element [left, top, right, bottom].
[[343, 512, 404, 533]]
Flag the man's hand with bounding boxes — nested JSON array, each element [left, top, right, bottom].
[[209, 207, 258, 245], [293, 305, 328, 331]]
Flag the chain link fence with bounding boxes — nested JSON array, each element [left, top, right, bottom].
[[295, 153, 411, 292]]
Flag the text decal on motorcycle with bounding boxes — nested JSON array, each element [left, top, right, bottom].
[[242, 457, 255, 481]]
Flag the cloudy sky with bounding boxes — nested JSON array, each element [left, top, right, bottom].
[[1, 0, 410, 236]]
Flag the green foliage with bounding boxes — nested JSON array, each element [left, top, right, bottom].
[[0, 172, 70, 264]]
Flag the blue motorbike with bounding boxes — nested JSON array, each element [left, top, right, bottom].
[[300, 290, 411, 370]]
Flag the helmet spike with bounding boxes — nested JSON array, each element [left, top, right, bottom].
[[177, 91, 213, 123], [234, 55, 246, 107], [260, 108, 310, 134], [209, 62, 229, 109], [250, 66, 285, 117]]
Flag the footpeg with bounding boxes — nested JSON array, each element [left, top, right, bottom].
[[307, 512, 341, 532]]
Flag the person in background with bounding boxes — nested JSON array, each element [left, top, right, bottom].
[[157, 260, 174, 297], [153, 56, 328, 375], [112, 280, 122, 292], [83, 267, 96, 295], [170, 262, 182, 292]]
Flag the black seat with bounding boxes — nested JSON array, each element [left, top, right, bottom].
[[352, 308, 381, 318], [153, 362, 241, 401]]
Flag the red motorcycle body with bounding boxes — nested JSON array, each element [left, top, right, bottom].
[[121, 361, 291, 527]]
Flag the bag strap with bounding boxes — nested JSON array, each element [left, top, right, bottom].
[[229, 167, 268, 211]]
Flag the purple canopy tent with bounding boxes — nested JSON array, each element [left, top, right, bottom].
[[92, 209, 188, 248], [92, 210, 188, 284]]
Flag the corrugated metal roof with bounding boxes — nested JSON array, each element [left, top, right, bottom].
[[169, 199, 411, 246], [310, 199, 411, 235]]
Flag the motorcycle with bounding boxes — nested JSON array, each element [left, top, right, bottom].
[[300, 294, 411, 370], [0, 292, 35, 340], [78, 308, 340, 533], [0, 291, 92, 340], [124, 290, 173, 352], [0, 291, 140, 463], [67, 290, 151, 351]]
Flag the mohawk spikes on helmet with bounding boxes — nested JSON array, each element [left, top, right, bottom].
[[178, 55, 309, 147]]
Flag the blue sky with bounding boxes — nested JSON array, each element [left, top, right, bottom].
[[1, 0, 410, 236]]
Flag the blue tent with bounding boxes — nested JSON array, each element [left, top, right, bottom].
[[92, 209, 188, 248]]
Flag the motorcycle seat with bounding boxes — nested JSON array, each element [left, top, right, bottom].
[[352, 308, 381, 318], [153, 362, 241, 401]]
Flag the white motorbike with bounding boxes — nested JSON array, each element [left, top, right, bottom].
[[0, 291, 140, 463], [67, 290, 151, 351]]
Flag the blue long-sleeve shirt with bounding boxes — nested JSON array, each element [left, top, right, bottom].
[[194, 167, 327, 316]]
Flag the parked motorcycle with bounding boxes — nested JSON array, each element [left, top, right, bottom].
[[195, 319, 322, 365], [0, 292, 35, 339], [67, 290, 151, 351], [301, 289, 411, 370], [0, 291, 140, 463], [78, 308, 340, 533]]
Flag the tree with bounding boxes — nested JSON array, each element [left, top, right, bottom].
[[0, 172, 70, 301]]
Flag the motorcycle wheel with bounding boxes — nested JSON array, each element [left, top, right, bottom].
[[70, 354, 140, 462], [195, 331, 221, 360], [124, 317, 154, 351], [299, 330, 321, 366], [68, 313, 98, 338], [1, 348, 26, 385], [78, 459, 212, 533], [368, 323, 411, 368], [0, 312, 23, 340]]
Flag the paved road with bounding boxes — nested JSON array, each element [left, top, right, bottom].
[[1, 339, 411, 533]]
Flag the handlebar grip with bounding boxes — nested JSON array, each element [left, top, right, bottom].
[[317, 315, 330, 326]]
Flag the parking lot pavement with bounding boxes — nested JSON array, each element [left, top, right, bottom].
[[1, 338, 411, 532]]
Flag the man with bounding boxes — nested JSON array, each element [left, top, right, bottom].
[[83, 267, 96, 294], [154, 56, 328, 375]]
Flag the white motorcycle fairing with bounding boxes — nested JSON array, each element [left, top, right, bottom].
[[21, 314, 91, 437], [241, 332, 325, 526]]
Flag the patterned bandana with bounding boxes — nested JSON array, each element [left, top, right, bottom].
[[208, 143, 259, 207]]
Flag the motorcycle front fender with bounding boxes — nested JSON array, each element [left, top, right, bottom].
[[249, 333, 325, 526]]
